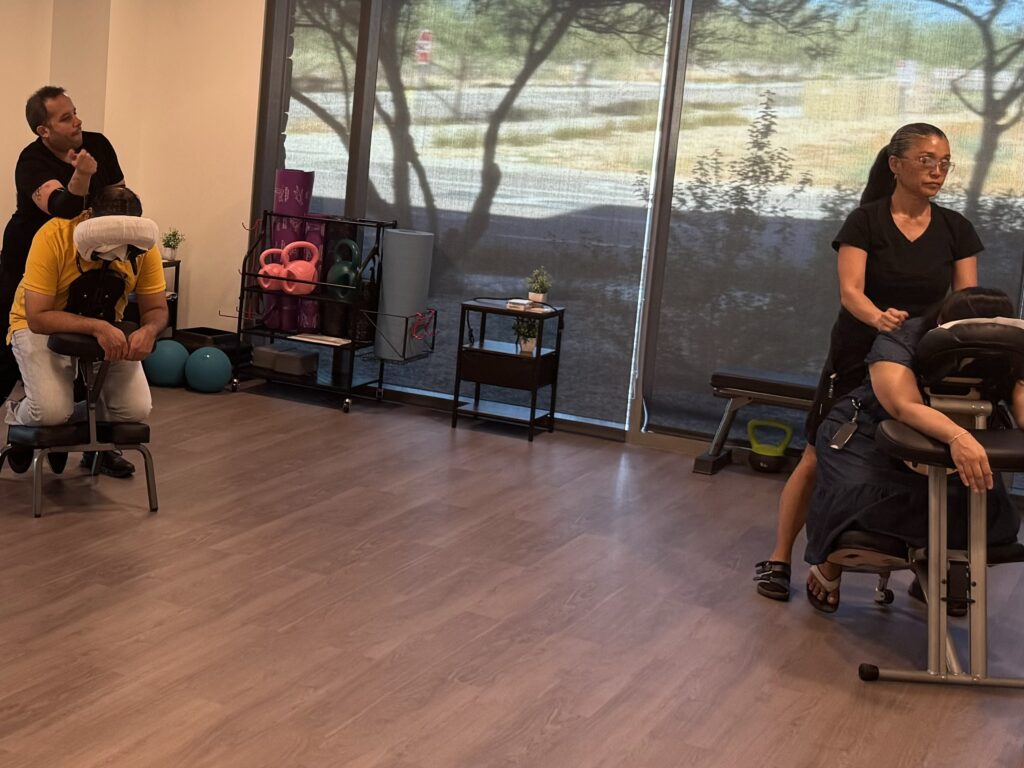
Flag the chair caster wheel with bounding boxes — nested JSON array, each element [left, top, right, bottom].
[[342, 398, 351, 413], [874, 588, 894, 605], [230, 379, 239, 392]]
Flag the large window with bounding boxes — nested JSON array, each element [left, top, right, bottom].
[[645, 0, 1024, 439], [282, 0, 669, 426], [265, 0, 1024, 438], [285, 1, 358, 208]]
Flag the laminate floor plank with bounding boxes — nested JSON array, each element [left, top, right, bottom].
[[1, 386, 1023, 767]]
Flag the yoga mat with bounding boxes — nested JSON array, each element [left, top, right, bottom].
[[272, 169, 314, 249], [304, 217, 326, 251], [375, 229, 433, 360]]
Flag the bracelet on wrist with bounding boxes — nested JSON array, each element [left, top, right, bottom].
[[949, 430, 969, 445]]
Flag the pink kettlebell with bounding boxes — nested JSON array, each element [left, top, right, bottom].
[[257, 248, 290, 291], [281, 240, 321, 295]]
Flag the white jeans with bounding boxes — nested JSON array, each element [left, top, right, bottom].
[[5, 328, 152, 427]]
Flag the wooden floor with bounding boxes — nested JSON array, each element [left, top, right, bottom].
[[1, 385, 1023, 768]]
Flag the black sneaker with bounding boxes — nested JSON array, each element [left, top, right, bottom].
[[81, 451, 135, 478], [46, 451, 69, 474], [6, 444, 34, 474]]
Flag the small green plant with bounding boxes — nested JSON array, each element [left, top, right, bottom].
[[513, 316, 538, 340], [527, 266, 552, 295], [161, 228, 185, 250]]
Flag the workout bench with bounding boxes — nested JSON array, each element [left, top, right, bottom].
[[693, 368, 817, 475]]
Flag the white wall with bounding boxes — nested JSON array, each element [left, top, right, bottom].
[[0, 1, 54, 222], [106, 0, 266, 330], [1, 0, 266, 332], [51, 0, 111, 133]]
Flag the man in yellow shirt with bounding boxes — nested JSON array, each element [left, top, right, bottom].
[[4, 186, 166, 476]]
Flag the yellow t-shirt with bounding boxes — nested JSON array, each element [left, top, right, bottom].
[[7, 213, 166, 344]]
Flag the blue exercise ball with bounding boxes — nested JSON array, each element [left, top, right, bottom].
[[184, 347, 233, 393], [143, 339, 189, 386]]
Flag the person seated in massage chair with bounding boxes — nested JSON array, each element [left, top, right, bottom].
[[4, 185, 167, 476], [803, 286, 1023, 613]]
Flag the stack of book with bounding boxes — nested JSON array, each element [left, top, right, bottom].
[[506, 298, 547, 313]]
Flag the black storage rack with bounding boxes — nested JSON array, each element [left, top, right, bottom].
[[233, 211, 437, 410]]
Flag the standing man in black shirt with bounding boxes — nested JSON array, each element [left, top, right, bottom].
[[0, 85, 125, 400], [1, 86, 136, 478]]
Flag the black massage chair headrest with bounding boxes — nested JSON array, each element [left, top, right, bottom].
[[915, 319, 1024, 403]]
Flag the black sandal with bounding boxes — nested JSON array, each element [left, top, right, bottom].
[[754, 560, 791, 601]]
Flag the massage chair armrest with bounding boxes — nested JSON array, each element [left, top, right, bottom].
[[876, 420, 1024, 473], [48, 333, 104, 361], [46, 321, 139, 362]]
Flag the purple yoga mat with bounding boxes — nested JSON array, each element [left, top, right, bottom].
[[272, 169, 315, 249], [304, 217, 327, 250]]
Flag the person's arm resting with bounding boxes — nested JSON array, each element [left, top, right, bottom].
[[837, 244, 908, 332], [871, 360, 993, 491], [125, 291, 168, 362], [24, 289, 129, 362]]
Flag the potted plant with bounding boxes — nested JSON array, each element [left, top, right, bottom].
[[514, 316, 539, 354], [161, 228, 186, 261], [527, 266, 552, 303]]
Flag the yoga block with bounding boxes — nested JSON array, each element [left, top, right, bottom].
[[251, 345, 319, 376]]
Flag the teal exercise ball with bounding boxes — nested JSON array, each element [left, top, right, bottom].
[[184, 347, 232, 393], [143, 339, 189, 386]]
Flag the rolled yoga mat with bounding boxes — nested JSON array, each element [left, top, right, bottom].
[[375, 229, 433, 360], [272, 169, 317, 331], [272, 169, 315, 249]]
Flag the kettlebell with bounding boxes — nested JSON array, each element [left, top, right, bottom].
[[325, 238, 360, 300], [257, 247, 289, 291], [281, 240, 321, 295], [747, 419, 793, 473], [325, 261, 358, 301]]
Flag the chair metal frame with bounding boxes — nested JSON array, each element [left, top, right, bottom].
[[0, 333, 158, 518], [826, 322, 1024, 688]]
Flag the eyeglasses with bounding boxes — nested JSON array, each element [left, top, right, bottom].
[[902, 155, 955, 173]]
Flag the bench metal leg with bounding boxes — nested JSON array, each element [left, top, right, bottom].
[[32, 451, 45, 518], [693, 396, 751, 475], [133, 444, 159, 512]]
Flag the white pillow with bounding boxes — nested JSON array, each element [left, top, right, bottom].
[[74, 215, 159, 262]]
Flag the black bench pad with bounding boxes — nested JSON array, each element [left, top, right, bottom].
[[7, 421, 149, 447], [876, 421, 1024, 472], [97, 422, 150, 443], [7, 422, 90, 448], [710, 367, 817, 403]]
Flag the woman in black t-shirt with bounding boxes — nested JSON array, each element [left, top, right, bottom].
[[754, 123, 981, 602]]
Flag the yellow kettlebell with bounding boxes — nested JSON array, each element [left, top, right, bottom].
[[747, 418, 793, 473]]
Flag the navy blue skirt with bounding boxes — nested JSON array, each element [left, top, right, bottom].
[[804, 397, 1020, 564]]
